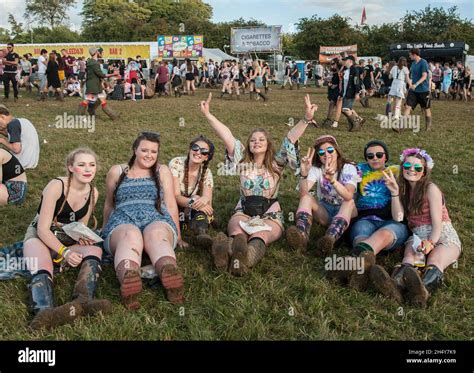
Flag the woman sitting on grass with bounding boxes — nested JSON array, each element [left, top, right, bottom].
[[0, 148, 27, 205], [23, 148, 110, 330], [102, 132, 185, 309], [200, 93, 317, 276], [372, 148, 461, 308], [169, 135, 215, 250], [286, 135, 358, 256]]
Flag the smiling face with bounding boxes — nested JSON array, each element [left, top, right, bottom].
[[189, 140, 210, 165], [366, 145, 386, 171], [318, 142, 338, 166], [402, 155, 425, 182], [134, 139, 159, 169], [69, 153, 97, 184], [249, 131, 268, 155]]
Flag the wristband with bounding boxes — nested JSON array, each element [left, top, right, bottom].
[[299, 174, 308, 179], [391, 194, 399, 197], [188, 197, 195, 207], [330, 179, 336, 185]]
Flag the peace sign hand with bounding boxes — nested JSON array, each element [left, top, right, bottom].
[[382, 168, 399, 195], [301, 147, 315, 177], [200, 93, 212, 116], [323, 157, 336, 183], [304, 94, 318, 120]]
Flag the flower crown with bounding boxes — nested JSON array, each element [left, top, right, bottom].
[[400, 148, 434, 170]]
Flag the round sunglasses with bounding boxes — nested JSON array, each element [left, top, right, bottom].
[[191, 143, 210, 156], [403, 162, 424, 173], [318, 146, 335, 156], [367, 152, 385, 160]]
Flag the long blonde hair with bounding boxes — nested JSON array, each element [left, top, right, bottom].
[[241, 128, 279, 179]]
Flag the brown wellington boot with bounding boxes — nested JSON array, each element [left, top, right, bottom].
[[369, 264, 404, 304], [160, 264, 185, 304], [30, 301, 83, 330], [404, 266, 429, 308], [101, 103, 120, 120], [120, 268, 143, 310], [348, 250, 376, 291], [230, 234, 249, 277], [286, 226, 309, 253], [211, 232, 232, 272], [315, 234, 336, 257]]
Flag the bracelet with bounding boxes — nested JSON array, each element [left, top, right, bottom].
[[302, 117, 313, 125], [299, 174, 308, 179], [58, 245, 68, 257], [330, 179, 336, 185], [53, 246, 69, 264], [391, 194, 399, 197]]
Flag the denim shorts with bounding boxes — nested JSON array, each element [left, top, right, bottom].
[[342, 98, 355, 110], [349, 218, 409, 251], [319, 199, 341, 221]]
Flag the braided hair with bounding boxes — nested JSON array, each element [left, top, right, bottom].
[[113, 133, 163, 214], [54, 147, 98, 229], [183, 135, 214, 197]]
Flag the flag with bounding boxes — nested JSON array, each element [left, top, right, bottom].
[[361, 7, 367, 25]]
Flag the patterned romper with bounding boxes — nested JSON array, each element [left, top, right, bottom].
[[102, 165, 178, 254], [224, 136, 300, 231]]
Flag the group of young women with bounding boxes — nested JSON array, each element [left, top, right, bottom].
[[2, 94, 461, 330]]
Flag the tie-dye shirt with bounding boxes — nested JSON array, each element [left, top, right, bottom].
[[356, 163, 400, 220]]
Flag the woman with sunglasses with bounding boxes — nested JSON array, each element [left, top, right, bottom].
[[371, 148, 461, 308], [340, 140, 409, 292], [200, 93, 316, 276], [169, 135, 215, 249], [286, 135, 358, 256], [102, 132, 185, 309]]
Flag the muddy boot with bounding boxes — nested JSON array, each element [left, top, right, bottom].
[[321, 118, 332, 128], [286, 210, 312, 252], [211, 232, 232, 272], [88, 100, 100, 116], [316, 217, 348, 257], [345, 113, 355, 131], [117, 259, 142, 310], [160, 264, 185, 304], [56, 90, 64, 102], [29, 271, 83, 330], [349, 114, 363, 131], [369, 264, 404, 304], [404, 266, 429, 308], [72, 256, 112, 316], [101, 103, 119, 120], [258, 92, 267, 101], [77, 101, 88, 115], [422, 264, 443, 296], [391, 263, 411, 291], [348, 250, 376, 291], [246, 237, 266, 267], [230, 234, 249, 276], [249, 91, 254, 100], [37, 92, 47, 101], [195, 232, 213, 250]]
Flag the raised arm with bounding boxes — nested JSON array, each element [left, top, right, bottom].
[[102, 165, 121, 229], [287, 94, 318, 144], [200, 93, 236, 157]]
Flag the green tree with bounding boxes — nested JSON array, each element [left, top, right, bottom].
[[24, 0, 77, 29]]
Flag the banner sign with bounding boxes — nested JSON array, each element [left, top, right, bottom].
[[230, 26, 282, 53], [157, 35, 204, 58], [319, 44, 358, 64]]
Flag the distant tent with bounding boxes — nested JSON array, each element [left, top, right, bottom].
[[203, 48, 236, 63]]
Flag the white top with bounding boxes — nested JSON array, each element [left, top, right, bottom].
[[307, 163, 359, 206], [8, 118, 40, 169], [180, 63, 187, 77], [172, 66, 180, 76], [390, 66, 409, 82], [37, 55, 47, 74]]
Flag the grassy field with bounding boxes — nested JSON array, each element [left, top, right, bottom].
[[0, 86, 472, 340]]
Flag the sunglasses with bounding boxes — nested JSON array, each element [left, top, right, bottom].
[[318, 146, 335, 156], [191, 143, 210, 156], [367, 152, 385, 160], [141, 131, 160, 140], [403, 162, 424, 173]]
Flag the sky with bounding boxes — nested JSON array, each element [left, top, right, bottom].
[[0, 0, 472, 33]]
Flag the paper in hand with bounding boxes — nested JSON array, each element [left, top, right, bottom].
[[61, 222, 104, 243]]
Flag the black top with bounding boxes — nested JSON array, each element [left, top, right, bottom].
[[2, 152, 24, 183], [35, 178, 93, 225], [46, 61, 61, 88], [3, 52, 19, 73]]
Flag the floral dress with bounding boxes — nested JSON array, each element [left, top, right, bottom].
[[224, 136, 300, 229]]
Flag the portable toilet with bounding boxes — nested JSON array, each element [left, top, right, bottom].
[[295, 60, 305, 84]]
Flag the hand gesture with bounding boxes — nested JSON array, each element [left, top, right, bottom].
[[177, 239, 190, 249], [323, 158, 336, 183], [301, 147, 315, 177], [200, 93, 212, 116], [191, 196, 208, 210], [382, 168, 399, 195], [304, 94, 318, 120], [421, 240, 434, 255]]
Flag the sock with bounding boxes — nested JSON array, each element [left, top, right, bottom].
[[115, 259, 139, 284], [101, 101, 106, 108], [394, 105, 401, 117], [326, 216, 348, 241], [295, 209, 313, 237], [351, 242, 374, 256], [154, 256, 177, 277]]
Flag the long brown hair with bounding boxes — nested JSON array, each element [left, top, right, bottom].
[[113, 133, 163, 213], [312, 141, 354, 182], [241, 128, 279, 179], [183, 135, 214, 197], [397, 57, 407, 70], [54, 148, 98, 229], [398, 154, 432, 216]]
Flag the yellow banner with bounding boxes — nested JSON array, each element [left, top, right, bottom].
[[3, 44, 150, 59]]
